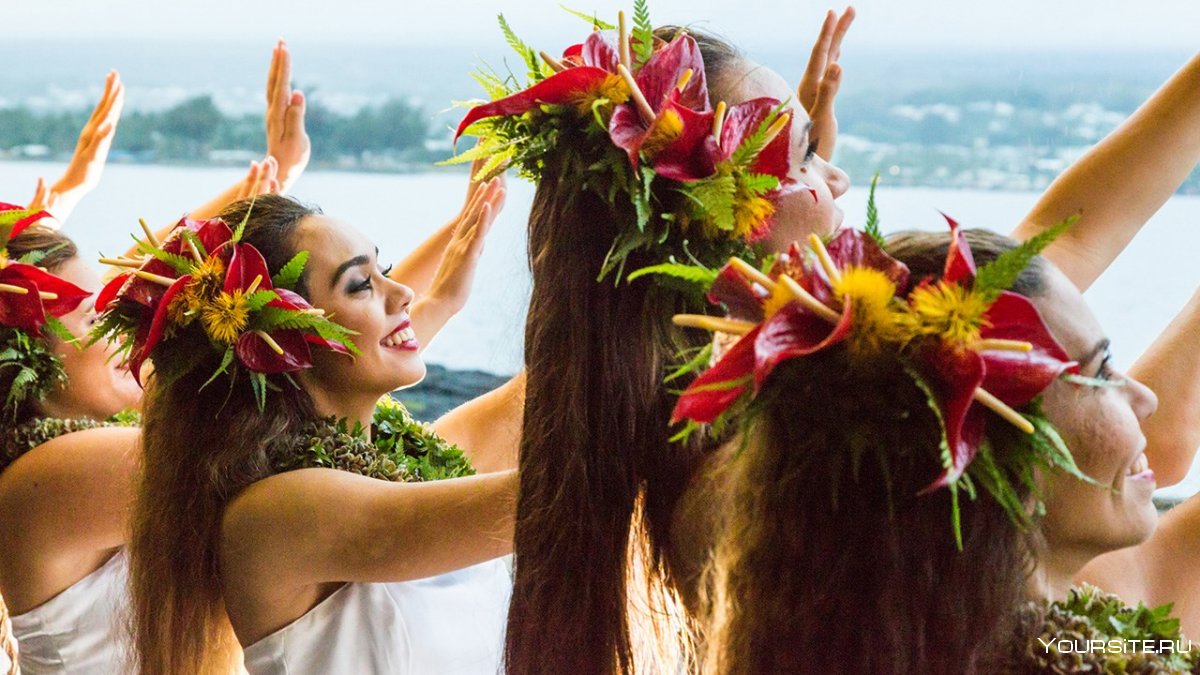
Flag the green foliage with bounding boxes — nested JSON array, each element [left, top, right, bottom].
[[1, 411, 141, 471], [729, 101, 789, 168], [665, 342, 712, 384], [631, 0, 654, 67], [498, 14, 548, 82], [626, 261, 719, 287], [560, 5, 616, 30], [0, 326, 66, 422], [134, 236, 194, 275], [864, 173, 884, 247], [973, 214, 1075, 301], [271, 251, 309, 291]]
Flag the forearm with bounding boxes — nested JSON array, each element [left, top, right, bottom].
[[1129, 286, 1200, 486], [388, 220, 458, 297], [1012, 52, 1200, 291]]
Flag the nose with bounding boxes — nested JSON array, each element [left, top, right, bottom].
[[816, 157, 849, 200], [1126, 376, 1159, 421], [383, 276, 415, 313]]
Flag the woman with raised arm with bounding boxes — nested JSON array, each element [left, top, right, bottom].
[[669, 223, 1184, 673], [101, 193, 512, 675]]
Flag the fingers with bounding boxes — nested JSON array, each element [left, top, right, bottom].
[[284, 90, 306, 138], [799, 11, 836, 109], [267, 41, 281, 105], [30, 176, 48, 210], [239, 161, 263, 200], [809, 62, 842, 160], [829, 7, 856, 63]]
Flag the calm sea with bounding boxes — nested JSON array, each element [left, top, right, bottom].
[[3, 161, 1198, 496]]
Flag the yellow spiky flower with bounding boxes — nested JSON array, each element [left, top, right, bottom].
[[572, 74, 630, 117], [903, 281, 991, 347], [640, 107, 685, 156], [833, 266, 905, 357], [201, 290, 250, 345], [730, 178, 776, 241]]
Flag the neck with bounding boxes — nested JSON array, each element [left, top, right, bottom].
[[1029, 544, 1093, 601], [302, 383, 377, 434]]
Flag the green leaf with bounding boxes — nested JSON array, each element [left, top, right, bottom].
[[231, 196, 256, 243], [973, 214, 1076, 301], [244, 290, 278, 313], [626, 262, 718, 287], [271, 251, 309, 290], [42, 316, 78, 346], [250, 371, 267, 411], [200, 348, 236, 390], [497, 14, 543, 82], [730, 100, 790, 168], [631, 0, 654, 67], [864, 173, 884, 247], [134, 235, 193, 276], [665, 342, 713, 384], [559, 5, 616, 30]]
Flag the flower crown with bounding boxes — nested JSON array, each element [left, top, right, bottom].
[[91, 214, 359, 408], [670, 215, 1099, 540], [449, 2, 802, 279], [1, 203, 91, 420]]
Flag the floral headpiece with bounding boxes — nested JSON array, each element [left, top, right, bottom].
[[449, 2, 802, 279], [670, 215, 1096, 539], [91, 215, 359, 407], [0, 203, 91, 419]]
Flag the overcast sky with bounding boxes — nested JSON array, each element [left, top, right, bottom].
[[10, 0, 1200, 51]]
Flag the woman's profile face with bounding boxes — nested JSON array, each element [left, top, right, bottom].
[[289, 215, 425, 399], [717, 59, 850, 250], [1034, 265, 1159, 558], [42, 256, 141, 419]]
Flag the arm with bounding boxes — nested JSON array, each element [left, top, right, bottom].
[[408, 178, 506, 351], [1128, 287, 1200, 486], [387, 158, 505, 297], [222, 468, 516, 590], [1011, 52, 1200, 291], [265, 39, 310, 192], [796, 6, 854, 160], [28, 71, 125, 226], [0, 427, 140, 612], [432, 370, 525, 474]]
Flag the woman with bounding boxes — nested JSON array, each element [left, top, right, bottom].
[[675, 224, 1171, 673], [112, 193, 514, 675]]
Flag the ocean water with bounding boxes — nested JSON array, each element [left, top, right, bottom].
[[2, 161, 1198, 496]]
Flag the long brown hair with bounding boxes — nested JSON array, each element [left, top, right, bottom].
[[0, 225, 78, 425], [128, 195, 320, 675], [704, 230, 1046, 674], [506, 28, 745, 675]]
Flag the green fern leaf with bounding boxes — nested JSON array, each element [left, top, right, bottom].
[[974, 215, 1075, 301], [559, 5, 616, 30], [865, 173, 884, 246], [271, 251, 309, 291], [626, 262, 719, 287], [631, 0, 654, 67]]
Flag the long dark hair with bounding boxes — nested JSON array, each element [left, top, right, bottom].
[[704, 230, 1047, 674], [506, 28, 745, 675], [129, 195, 321, 675]]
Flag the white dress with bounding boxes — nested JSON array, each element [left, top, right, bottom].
[[10, 550, 130, 674], [242, 559, 511, 675]]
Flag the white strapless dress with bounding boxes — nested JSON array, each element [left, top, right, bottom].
[[10, 550, 130, 674], [242, 558, 511, 675]]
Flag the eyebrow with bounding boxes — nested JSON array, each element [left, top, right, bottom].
[[1076, 337, 1111, 369], [331, 255, 370, 289]]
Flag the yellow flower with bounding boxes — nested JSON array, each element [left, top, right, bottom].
[[572, 74, 630, 116], [903, 281, 991, 346], [833, 266, 904, 357], [640, 107, 684, 157], [201, 290, 250, 345], [730, 188, 775, 241]]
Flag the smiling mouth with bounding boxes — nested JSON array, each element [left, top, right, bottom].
[[381, 321, 419, 351], [1126, 452, 1155, 482]]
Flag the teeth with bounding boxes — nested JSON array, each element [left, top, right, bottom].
[[381, 325, 416, 347], [1128, 453, 1148, 475]]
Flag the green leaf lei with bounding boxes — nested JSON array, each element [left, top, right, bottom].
[[1, 410, 141, 473], [267, 397, 475, 482], [1012, 584, 1199, 673], [0, 325, 66, 422]]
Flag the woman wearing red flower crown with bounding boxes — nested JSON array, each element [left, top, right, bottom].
[[103, 191, 514, 675], [447, 5, 1200, 672]]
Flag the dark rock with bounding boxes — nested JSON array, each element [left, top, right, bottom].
[[392, 363, 511, 421]]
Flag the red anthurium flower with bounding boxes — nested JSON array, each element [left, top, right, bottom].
[[706, 263, 769, 322], [940, 213, 976, 284], [916, 343, 988, 494], [236, 328, 313, 373], [130, 274, 191, 385], [95, 272, 133, 313], [224, 242, 270, 294], [753, 298, 855, 387], [0, 202, 53, 244], [0, 262, 90, 333], [608, 33, 709, 167], [671, 325, 759, 424]]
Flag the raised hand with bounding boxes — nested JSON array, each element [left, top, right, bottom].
[[29, 70, 125, 225], [235, 156, 281, 201], [265, 40, 310, 192], [797, 7, 855, 160]]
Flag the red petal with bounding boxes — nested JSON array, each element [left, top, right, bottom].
[[706, 262, 767, 322], [561, 43, 584, 65], [454, 67, 614, 140], [754, 298, 854, 386], [580, 31, 619, 71], [635, 33, 709, 113], [95, 272, 133, 312], [916, 345, 986, 494], [649, 105, 718, 181], [824, 228, 911, 290], [0, 263, 90, 318], [235, 329, 313, 373], [224, 243, 273, 294], [142, 275, 191, 358], [941, 213, 977, 284], [0, 275, 49, 332], [304, 333, 352, 355], [608, 103, 650, 166], [267, 287, 313, 311], [715, 98, 786, 168], [979, 291, 1077, 405], [671, 326, 760, 424]]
